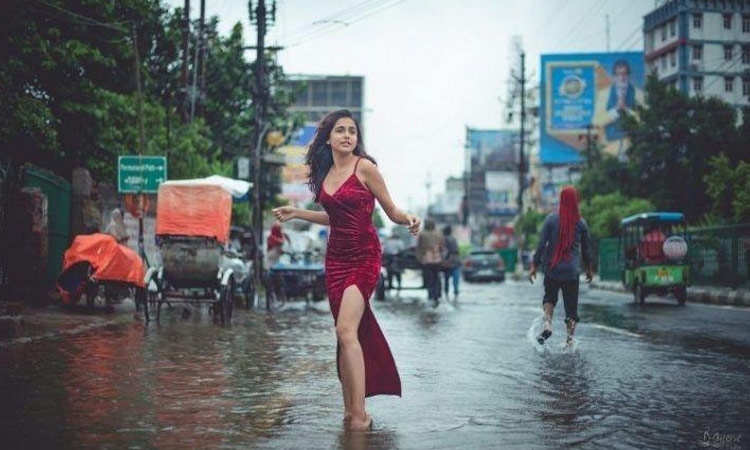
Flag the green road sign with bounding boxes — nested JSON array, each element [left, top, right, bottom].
[[118, 156, 167, 193]]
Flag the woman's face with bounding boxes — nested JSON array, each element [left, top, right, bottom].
[[328, 117, 358, 155]]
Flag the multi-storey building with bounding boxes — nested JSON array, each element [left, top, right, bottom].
[[285, 75, 365, 126], [644, 0, 750, 110]]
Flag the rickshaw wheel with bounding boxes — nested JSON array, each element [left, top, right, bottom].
[[674, 286, 687, 305], [136, 287, 149, 322], [220, 277, 235, 323], [243, 276, 255, 309], [633, 282, 646, 305]]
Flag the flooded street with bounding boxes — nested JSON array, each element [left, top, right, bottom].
[[1, 278, 749, 450]]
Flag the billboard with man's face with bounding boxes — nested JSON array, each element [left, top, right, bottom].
[[539, 52, 645, 165]]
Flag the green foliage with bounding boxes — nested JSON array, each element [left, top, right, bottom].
[[372, 207, 385, 229], [517, 210, 546, 250], [580, 193, 654, 238], [618, 75, 740, 221], [1, 0, 297, 219], [705, 154, 750, 223], [577, 74, 749, 225]]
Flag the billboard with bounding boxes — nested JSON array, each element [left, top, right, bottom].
[[466, 128, 517, 168], [278, 124, 317, 206], [539, 52, 645, 164]]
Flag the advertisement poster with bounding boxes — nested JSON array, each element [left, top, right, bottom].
[[539, 52, 645, 165]]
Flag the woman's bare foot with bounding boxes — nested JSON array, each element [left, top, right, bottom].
[[349, 414, 372, 431]]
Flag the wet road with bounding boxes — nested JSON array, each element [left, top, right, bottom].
[[1, 276, 749, 450]]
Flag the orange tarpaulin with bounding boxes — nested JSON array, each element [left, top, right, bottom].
[[57, 234, 145, 303], [155, 183, 232, 243]]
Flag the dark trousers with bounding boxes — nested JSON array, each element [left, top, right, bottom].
[[542, 277, 579, 322], [423, 264, 442, 300]]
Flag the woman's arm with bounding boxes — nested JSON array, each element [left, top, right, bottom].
[[358, 159, 420, 235], [272, 206, 329, 226]]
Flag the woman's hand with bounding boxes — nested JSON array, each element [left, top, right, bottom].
[[405, 214, 421, 236], [272, 206, 297, 223]]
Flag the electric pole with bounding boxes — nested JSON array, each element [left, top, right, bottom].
[[606, 13, 611, 52], [517, 51, 526, 217], [249, 0, 276, 310], [190, 0, 206, 121], [198, 0, 207, 117], [181, 0, 190, 123]]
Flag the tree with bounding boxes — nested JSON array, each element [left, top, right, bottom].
[[619, 75, 737, 221], [704, 154, 750, 223], [580, 192, 654, 239]]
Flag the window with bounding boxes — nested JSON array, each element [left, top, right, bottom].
[[724, 45, 733, 61], [670, 50, 677, 67], [723, 14, 732, 30], [661, 55, 667, 70], [661, 25, 667, 41], [330, 81, 347, 106], [670, 19, 676, 37], [693, 77, 703, 93], [743, 78, 750, 96], [692, 44, 703, 60], [725, 77, 734, 92], [693, 13, 702, 28], [743, 15, 750, 32], [350, 81, 362, 107], [311, 81, 327, 106], [743, 46, 750, 64]]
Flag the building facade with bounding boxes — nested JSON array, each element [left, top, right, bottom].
[[644, 0, 750, 109], [285, 75, 365, 126]]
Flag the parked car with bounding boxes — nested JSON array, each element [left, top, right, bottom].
[[463, 250, 505, 282]]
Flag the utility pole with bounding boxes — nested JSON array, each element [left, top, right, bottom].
[[517, 51, 526, 217], [181, 0, 190, 123], [580, 123, 598, 169], [198, 0, 207, 117], [249, 0, 276, 310], [132, 25, 146, 262], [606, 13, 611, 52], [190, 0, 205, 121]]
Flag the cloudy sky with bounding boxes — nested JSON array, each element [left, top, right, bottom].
[[165, 0, 656, 214]]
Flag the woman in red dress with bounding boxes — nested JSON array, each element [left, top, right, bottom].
[[273, 110, 420, 430]]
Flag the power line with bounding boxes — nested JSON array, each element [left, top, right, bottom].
[[282, 0, 405, 48], [30, 0, 129, 32], [553, 0, 609, 51], [278, 0, 387, 42]]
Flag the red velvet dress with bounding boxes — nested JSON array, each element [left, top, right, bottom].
[[319, 158, 402, 397]]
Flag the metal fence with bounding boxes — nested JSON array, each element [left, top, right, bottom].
[[598, 224, 750, 288]]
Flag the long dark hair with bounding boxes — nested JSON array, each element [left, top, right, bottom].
[[306, 109, 376, 201]]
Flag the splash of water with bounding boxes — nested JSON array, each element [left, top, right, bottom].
[[527, 315, 579, 354]]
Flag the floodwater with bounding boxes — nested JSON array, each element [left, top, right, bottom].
[[1, 278, 749, 449]]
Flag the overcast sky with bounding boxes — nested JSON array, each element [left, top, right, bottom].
[[165, 0, 656, 214]]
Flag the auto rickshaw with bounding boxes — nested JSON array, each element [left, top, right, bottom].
[[620, 212, 690, 305]]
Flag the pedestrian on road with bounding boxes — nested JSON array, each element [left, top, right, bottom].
[[105, 208, 129, 245], [528, 186, 593, 349], [441, 225, 461, 298], [264, 222, 290, 303], [273, 109, 420, 431], [382, 230, 405, 291], [417, 218, 444, 304]]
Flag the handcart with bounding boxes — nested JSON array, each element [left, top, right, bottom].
[[144, 179, 240, 323], [57, 233, 146, 311]]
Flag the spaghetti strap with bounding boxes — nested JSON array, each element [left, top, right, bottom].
[[353, 156, 362, 176]]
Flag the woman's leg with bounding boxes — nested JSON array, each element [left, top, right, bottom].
[[336, 285, 371, 430], [452, 267, 460, 295], [339, 355, 353, 421]]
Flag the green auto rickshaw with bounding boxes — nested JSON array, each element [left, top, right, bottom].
[[620, 212, 689, 305]]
